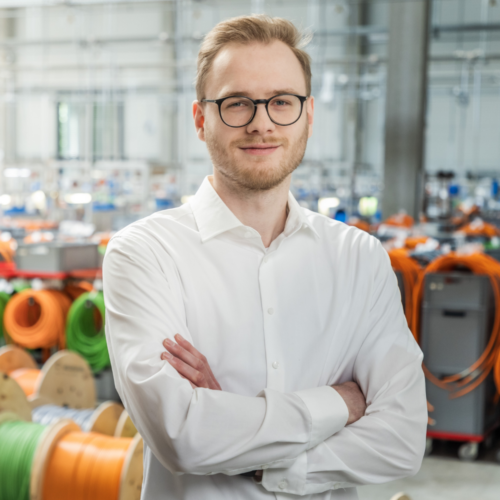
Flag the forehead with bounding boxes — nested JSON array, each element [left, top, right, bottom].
[[205, 40, 307, 98]]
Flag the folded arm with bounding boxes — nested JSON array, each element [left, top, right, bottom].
[[259, 240, 427, 495], [103, 232, 349, 476]]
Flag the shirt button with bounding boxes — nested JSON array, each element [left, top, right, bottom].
[[272, 361, 279, 369], [267, 307, 274, 315], [279, 480, 288, 490]]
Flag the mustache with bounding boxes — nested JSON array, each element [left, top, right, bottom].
[[231, 138, 288, 148]]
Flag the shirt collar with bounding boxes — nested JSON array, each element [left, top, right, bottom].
[[190, 176, 320, 243]]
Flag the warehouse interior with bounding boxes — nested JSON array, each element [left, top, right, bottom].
[[1, 0, 500, 499]]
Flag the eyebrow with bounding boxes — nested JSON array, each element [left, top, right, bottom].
[[216, 88, 301, 99]]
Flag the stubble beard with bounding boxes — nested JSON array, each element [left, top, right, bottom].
[[205, 123, 309, 192]]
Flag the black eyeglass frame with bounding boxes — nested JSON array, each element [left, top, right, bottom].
[[201, 93, 308, 128]]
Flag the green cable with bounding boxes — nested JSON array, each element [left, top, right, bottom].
[[0, 291, 10, 340], [0, 420, 45, 500], [66, 291, 110, 373]]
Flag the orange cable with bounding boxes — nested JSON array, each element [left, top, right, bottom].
[[384, 213, 414, 228], [8, 368, 42, 396], [3, 289, 72, 350], [64, 281, 94, 301], [411, 252, 500, 398], [405, 236, 428, 250], [42, 432, 132, 500], [388, 248, 421, 334]]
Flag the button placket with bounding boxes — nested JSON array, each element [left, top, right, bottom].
[[258, 254, 284, 392]]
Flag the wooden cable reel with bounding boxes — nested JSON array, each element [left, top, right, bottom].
[[0, 345, 96, 408], [0, 411, 143, 500]]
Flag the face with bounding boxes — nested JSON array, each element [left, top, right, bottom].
[[193, 40, 314, 192]]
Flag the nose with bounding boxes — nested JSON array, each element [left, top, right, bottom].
[[246, 103, 276, 135]]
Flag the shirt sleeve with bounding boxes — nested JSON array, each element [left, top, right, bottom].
[[261, 239, 427, 496], [103, 231, 348, 477]]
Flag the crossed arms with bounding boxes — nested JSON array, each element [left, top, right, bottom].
[[103, 233, 427, 496]]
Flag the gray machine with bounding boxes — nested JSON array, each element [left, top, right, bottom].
[[420, 272, 500, 460], [15, 242, 99, 272]]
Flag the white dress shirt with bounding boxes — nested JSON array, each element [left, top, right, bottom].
[[104, 176, 427, 500]]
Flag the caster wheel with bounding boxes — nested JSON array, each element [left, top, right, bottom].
[[425, 438, 433, 457], [458, 442, 478, 461]]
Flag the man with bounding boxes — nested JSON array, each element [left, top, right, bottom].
[[104, 14, 427, 500]]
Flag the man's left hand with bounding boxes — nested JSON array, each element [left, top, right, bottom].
[[161, 334, 222, 390]]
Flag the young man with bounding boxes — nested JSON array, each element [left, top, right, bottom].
[[104, 15, 427, 500]]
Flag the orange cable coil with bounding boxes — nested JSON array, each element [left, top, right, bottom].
[[384, 213, 414, 228], [411, 252, 500, 398], [8, 368, 42, 396], [42, 432, 133, 500], [3, 289, 72, 351]]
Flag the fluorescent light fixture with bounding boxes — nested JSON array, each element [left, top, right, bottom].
[[65, 193, 92, 204], [0, 194, 11, 206], [358, 197, 378, 217], [4, 168, 31, 178], [318, 197, 340, 216]]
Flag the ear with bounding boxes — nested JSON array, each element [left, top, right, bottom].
[[306, 96, 314, 139], [193, 101, 206, 142]]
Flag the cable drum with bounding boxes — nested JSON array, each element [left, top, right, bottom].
[[0, 419, 45, 500], [66, 291, 109, 372], [32, 405, 95, 432], [3, 289, 71, 350]]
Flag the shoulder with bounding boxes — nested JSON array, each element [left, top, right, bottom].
[[108, 204, 195, 252], [303, 207, 381, 254]]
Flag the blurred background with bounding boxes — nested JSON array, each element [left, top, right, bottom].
[[1, 1, 500, 500]]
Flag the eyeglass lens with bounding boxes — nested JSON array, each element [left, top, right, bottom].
[[220, 95, 302, 127]]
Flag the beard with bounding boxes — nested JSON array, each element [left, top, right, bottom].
[[205, 122, 308, 192]]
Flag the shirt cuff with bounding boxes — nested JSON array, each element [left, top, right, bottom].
[[294, 386, 349, 449], [260, 450, 307, 495]]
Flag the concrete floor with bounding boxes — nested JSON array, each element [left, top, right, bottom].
[[358, 457, 500, 500]]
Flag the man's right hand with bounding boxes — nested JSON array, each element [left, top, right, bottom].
[[331, 381, 367, 425]]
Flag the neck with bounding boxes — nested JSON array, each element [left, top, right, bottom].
[[210, 171, 290, 248]]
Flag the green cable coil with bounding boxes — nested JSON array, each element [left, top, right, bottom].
[[66, 291, 110, 373], [0, 291, 10, 340], [0, 419, 45, 500]]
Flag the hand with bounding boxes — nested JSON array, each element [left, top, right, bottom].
[[331, 381, 366, 425], [161, 334, 222, 390]]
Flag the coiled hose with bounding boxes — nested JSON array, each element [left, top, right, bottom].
[[0, 291, 11, 340], [66, 291, 109, 372], [412, 252, 500, 398], [3, 289, 71, 350]]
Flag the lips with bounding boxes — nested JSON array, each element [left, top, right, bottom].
[[239, 144, 281, 156]]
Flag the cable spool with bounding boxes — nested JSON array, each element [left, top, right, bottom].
[[0, 371, 32, 421], [0, 412, 143, 500], [114, 409, 138, 438], [66, 290, 110, 372], [33, 401, 125, 436], [0, 345, 96, 407], [3, 289, 71, 350], [412, 252, 500, 398]]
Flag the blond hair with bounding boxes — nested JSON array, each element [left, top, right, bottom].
[[196, 15, 312, 100]]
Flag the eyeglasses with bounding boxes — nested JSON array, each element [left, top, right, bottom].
[[201, 93, 308, 128]]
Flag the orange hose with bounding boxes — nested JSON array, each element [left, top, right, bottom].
[[0, 239, 15, 262], [460, 220, 500, 238], [64, 281, 94, 301], [388, 248, 421, 333], [411, 252, 500, 398], [43, 432, 132, 500], [384, 213, 414, 228], [405, 236, 428, 250], [9, 368, 42, 396], [3, 289, 71, 350]]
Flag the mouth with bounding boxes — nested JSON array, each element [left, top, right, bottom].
[[239, 144, 281, 156]]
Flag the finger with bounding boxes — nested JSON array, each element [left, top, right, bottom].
[[174, 335, 222, 390], [161, 351, 208, 388], [169, 336, 221, 390]]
